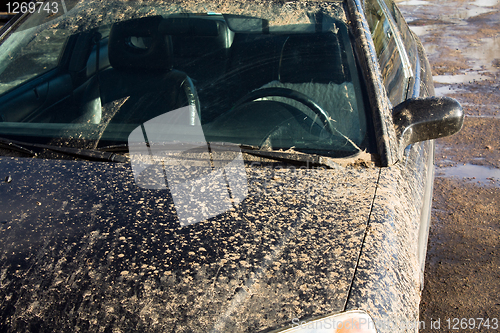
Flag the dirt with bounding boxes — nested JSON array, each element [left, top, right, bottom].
[[397, 0, 500, 330], [422, 178, 500, 330], [436, 117, 500, 168]]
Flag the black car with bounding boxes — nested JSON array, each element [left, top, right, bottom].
[[0, 0, 462, 332]]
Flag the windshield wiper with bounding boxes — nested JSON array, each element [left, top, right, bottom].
[[98, 142, 345, 168], [97, 144, 130, 153], [239, 146, 342, 169], [96, 142, 345, 168], [0, 137, 127, 163], [0, 139, 37, 156]]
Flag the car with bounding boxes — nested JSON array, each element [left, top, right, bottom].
[[0, 0, 463, 332], [0, 12, 15, 29]]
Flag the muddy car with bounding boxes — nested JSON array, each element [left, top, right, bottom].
[[0, 0, 463, 332]]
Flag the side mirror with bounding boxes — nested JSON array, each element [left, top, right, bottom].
[[393, 96, 464, 159]]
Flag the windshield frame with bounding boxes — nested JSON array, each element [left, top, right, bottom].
[[0, 0, 377, 162]]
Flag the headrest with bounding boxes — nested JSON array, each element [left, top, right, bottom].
[[159, 17, 221, 37], [278, 33, 348, 84], [158, 17, 231, 61], [108, 16, 173, 70]]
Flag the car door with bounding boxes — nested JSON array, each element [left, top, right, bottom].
[[381, 0, 437, 286], [364, 0, 435, 287]]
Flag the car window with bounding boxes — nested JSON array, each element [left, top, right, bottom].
[[382, 0, 418, 76], [0, 0, 372, 160], [0, 1, 82, 95], [0, 27, 69, 95], [363, 0, 413, 105]]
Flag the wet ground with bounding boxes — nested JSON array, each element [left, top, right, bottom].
[[397, 0, 500, 330]]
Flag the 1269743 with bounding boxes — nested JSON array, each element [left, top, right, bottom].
[[6, 2, 60, 15]]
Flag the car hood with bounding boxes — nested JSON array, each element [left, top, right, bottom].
[[0, 156, 379, 332]]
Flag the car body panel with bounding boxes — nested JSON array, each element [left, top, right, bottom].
[[0, 0, 463, 332], [342, 2, 437, 330], [345, 140, 433, 332], [0, 156, 379, 332]]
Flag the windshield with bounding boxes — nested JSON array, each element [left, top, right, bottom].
[[0, 0, 370, 159]]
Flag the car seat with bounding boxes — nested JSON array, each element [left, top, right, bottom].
[[82, 16, 200, 131]]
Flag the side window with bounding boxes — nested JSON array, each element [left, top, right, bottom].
[[383, 0, 418, 72], [363, 0, 413, 105], [0, 0, 77, 96], [0, 27, 69, 95]]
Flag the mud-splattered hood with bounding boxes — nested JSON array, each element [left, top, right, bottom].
[[0, 156, 380, 332]]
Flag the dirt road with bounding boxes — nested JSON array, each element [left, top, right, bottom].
[[397, 0, 500, 330]]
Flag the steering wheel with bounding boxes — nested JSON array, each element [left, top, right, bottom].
[[181, 75, 201, 121], [166, 70, 201, 124], [232, 87, 335, 135], [180, 75, 201, 124]]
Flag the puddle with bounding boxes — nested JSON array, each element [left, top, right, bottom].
[[454, 6, 497, 19], [437, 163, 500, 186], [409, 25, 438, 36], [397, 0, 431, 5], [398, 0, 500, 21], [472, 0, 499, 6], [433, 73, 490, 84], [461, 36, 500, 72], [434, 85, 466, 97]]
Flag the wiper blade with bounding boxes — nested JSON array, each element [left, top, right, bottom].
[[0, 138, 37, 156], [239, 147, 342, 169], [0, 138, 127, 163], [97, 144, 129, 153], [96, 142, 343, 168], [43, 145, 128, 163]]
